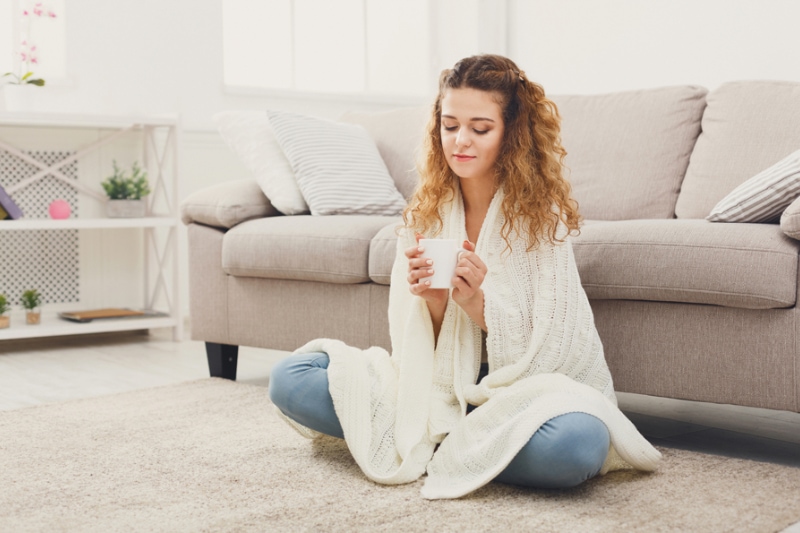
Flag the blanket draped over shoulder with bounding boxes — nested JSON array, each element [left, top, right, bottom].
[[286, 188, 661, 499]]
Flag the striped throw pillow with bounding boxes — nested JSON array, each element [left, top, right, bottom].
[[707, 149, 800, 223], [267, 110, 406, 216]]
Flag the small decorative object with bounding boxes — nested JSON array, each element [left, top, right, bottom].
[[0, 184, 24, 219], [48, 199, 71, 219], [20, 288, 42, 325], [0, 293, 10, 329], [101, 160, 151, 218]]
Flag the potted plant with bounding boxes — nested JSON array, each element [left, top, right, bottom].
[[21, 289, 42, 325], [101, 161, 151, 218], [0, 293, 10, 329]]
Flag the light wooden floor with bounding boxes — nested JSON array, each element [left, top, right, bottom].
[[2, 328, 799, 532]]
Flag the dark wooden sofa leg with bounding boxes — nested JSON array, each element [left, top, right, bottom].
[[206, 342, 239, 380]]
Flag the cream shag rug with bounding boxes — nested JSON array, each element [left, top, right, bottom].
[[1, 378, 799, 533]]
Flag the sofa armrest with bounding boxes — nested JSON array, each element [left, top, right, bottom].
[[180, 179, 281, 229]]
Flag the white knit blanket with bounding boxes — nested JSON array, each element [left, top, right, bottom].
[[289, 189, 661, 499]]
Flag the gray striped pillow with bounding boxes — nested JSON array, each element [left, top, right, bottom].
[[707, 149, 800, 223], [267, 110, 406, 216]]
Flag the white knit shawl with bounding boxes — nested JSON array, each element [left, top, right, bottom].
[[290, 189, 661, 499]]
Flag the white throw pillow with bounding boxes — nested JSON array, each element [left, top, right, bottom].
[[707, 149, 800, 223], [213, 111, 308, 215], [267, 110, 406, 216]]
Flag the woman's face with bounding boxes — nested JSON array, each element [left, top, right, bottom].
[[440, 88, 505, 184]]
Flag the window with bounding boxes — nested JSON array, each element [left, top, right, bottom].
[[0, 0, 67, 83], [222, 0, 432, 98]]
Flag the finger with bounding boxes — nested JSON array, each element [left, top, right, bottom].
[[405, 244, 424, 259], [462, 239, 475, 252], [415, 233, 426, 244]]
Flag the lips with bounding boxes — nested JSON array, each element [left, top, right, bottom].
[[453, 154, 475, 162]]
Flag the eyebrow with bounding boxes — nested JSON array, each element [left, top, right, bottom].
[[441, 114, 495, 123]]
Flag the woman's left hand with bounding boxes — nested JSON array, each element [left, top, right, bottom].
[[452, 240, 487, 305]]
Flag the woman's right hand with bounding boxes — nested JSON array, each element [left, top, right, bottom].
[[405, 234, 449, 307]]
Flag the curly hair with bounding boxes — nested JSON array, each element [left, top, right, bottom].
[[403, 54, 580, 251]]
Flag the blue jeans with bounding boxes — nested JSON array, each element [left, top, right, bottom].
[[269, 352, 610, 489]]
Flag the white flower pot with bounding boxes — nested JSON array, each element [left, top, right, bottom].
[[106, 199, 147, 218], [1, 84, 40, 113]]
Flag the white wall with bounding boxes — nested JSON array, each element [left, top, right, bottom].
[[508, 0, 800, 94], [10, 0, 800, 324]]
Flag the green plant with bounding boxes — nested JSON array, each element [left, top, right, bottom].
[[2, 71, 44, 86], [20, 289, 42, 311], [101, 161, 151, 200], [0, 293, 10, 315]]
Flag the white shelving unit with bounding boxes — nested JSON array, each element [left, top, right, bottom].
[[0, 112, 182, 342]]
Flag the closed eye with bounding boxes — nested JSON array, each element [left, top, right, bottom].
[[473, 129, 488, 135]]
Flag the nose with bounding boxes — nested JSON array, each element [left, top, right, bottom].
[[455, 128, 471, 149]]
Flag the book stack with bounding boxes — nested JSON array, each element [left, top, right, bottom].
[[0, 184, 23, 220]]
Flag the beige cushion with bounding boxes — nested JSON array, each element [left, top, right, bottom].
[[675, 80, 800, 219], [369, 222, 402, 284], [180, 179, 279, 229], [572, 219, 798, 309], [781, 195, 800, 240], [339, 106, 430, 200], [551, 86, 707, 220], [222, 215, 400, 283]]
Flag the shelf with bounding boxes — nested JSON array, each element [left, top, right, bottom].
[[0, 312, 178, 341], [0, 217, 178, 230], [0, 112, 179, 129]]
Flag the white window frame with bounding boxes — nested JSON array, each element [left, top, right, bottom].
[[221, 0, 508, 105]]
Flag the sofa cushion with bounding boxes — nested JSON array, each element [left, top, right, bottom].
[[267, 110, 407, 217], [707, 149, 800, 223], [781, 195, 800, 240], [222, 215, 400, 283], [369, 222, 402, 284], [339, 106, 430, 200], [213, 111, 308, 215], [180, 179, 280, 229], [572, 219, 798, 309], [551, 85, 707, 220], [675, 80, 800, 219]]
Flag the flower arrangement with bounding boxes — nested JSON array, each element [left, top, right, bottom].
[[0, 293, 10, 315], [101, 161, 151, 200], [1, 2, 57, 87]]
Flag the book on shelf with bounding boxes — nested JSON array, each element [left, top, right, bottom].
[[0, 184, 24, 219], [58, 308, 168, 323]]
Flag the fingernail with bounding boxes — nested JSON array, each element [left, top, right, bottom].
[[425, 281, 431, 286], [418, 247, 424, 253], [427, 269, 434, 274], [426, 259, 432, 265]]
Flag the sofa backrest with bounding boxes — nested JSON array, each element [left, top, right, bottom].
[[675, 80, 800, 219], [340, 106, 431, 200], [551, 86, 707, 220]]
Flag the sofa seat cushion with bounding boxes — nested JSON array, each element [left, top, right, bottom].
[[223, 215, 401, 283], [572, 219, 798, 309], [369, 222, 402, 284]]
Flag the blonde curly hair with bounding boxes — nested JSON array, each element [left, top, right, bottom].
[[403, 54, 580, 250]]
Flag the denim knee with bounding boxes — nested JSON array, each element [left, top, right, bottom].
[[495, 412, 610, 489], [268, 352, 329, 413]]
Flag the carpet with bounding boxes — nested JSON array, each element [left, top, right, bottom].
[[1, 379, 799, 533]]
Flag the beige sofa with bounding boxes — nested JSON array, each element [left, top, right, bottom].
[[182, 81, 800, 414]]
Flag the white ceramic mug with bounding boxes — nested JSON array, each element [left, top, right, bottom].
[[419, 239, 468, 289]]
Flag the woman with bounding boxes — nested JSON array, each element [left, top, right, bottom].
[[269, 54, 660, 500]]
